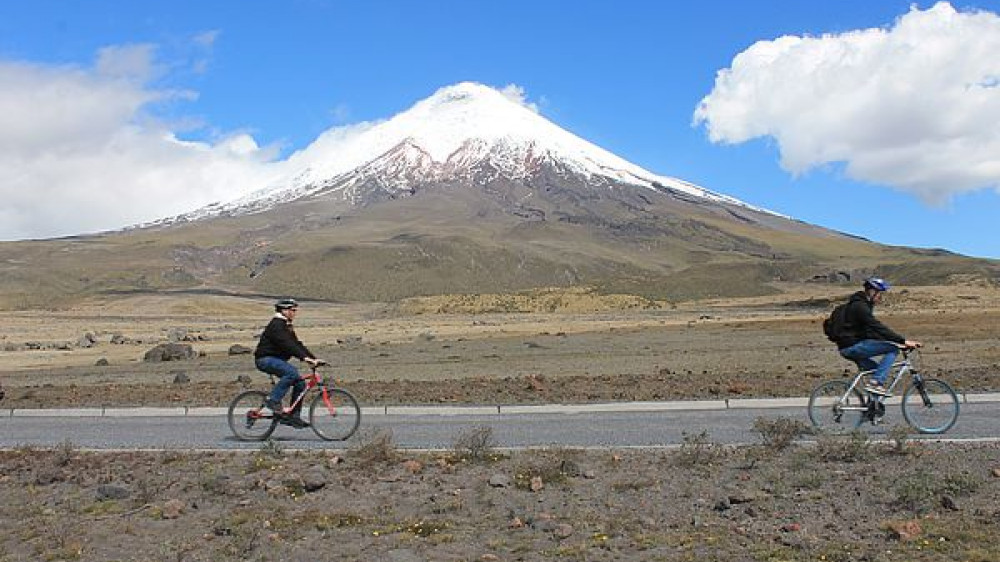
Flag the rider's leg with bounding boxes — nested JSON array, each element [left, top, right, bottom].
[[255, 356, 300, 410], [840, 340, 899, 384]]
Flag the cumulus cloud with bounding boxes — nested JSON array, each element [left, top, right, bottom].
[[0, 40, 277, 241], [693, 1, 1000, 203]]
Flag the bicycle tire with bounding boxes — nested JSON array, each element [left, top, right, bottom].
[[808, 380, 866, 432], [901, 378, 960, 434], [309, 387, 361, 441], [228, 390, 278, 441]]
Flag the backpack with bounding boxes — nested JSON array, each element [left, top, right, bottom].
[[822, 303, 849, 343]]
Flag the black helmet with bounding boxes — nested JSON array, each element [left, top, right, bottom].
[[274, 298, 299, 311], [863, 277, 890, 292]]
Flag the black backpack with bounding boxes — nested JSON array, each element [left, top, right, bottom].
[[822, 303, 849, 343]]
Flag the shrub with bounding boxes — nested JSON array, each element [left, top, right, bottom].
[[351, 429, 397, 465], [814, 430, 872, 463], [451, 425, 497, 463], [752, 416, 811, 452]]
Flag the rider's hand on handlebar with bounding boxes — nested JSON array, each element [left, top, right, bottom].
[[304, 357, 327, 367], [903, 340, 922, 350]]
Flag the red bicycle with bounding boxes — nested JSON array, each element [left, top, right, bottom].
[[227, 361, 360, 441]]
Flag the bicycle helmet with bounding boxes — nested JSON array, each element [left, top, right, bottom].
[[274, 298, 299, 311], [863, 277, 890, 292]]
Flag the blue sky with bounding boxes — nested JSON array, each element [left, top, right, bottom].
[[2, 0, 1000, 259]]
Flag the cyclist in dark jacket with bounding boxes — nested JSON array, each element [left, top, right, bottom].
[[837, 278, 921, 394], [254, 298, 319, 428]]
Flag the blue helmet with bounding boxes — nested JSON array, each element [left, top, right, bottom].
[[863, 277, 890, 292]]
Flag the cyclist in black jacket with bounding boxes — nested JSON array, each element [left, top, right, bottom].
[[254, 298, 320, 428], [837, 278, 921, 395]]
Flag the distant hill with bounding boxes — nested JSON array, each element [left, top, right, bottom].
[[2, 83, 996, 308]]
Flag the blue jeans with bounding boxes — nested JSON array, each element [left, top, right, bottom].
[[839, 340, 899, 385], [256, 357, 305, 412]]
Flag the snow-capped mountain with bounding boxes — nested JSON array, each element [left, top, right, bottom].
[[177, 82, 774, 221]]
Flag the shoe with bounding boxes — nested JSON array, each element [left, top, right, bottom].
[[264, 399, 285, 416], [864, 382, 890, 396], [281, 416, 310, 429]]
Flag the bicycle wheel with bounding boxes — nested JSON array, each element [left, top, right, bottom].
[[902, 378, 960, 434], [309, 387, 361, 441], [808, 380, 866, 432], [228, 390, 278, 441]]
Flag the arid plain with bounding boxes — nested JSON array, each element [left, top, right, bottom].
[[1, 283, 997, 408]]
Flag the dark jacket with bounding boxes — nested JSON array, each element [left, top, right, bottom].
[[837, 291, 906, 349], [254, 314, 315, 361]]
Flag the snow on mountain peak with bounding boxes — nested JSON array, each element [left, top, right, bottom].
[[193, 82, 774, 218]]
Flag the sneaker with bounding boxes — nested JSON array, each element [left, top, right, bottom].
[[281, 416, 310, 429], [864, 381, 890, 396], [264, 399, 285, 416]]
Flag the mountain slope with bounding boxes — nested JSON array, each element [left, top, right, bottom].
[[2, 83, 997, 308]]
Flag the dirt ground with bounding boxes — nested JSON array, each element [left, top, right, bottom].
[[1, 429, 999, 561], [0, 285, 998, 408], [1, 286, 999, 561]]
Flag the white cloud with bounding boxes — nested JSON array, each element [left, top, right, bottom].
[[693, 1, 1000, 203], [500, 84, 540, 113], [0, 43, 277, 240]]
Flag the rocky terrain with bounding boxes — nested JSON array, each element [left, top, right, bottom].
[[1, 425, 998, 561]]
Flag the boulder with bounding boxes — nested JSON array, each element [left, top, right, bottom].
[[228, 344, 253, 355], [143, 343, 196, 362]]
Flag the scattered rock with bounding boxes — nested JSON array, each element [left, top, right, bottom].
[[77, 333, 97, 348], [161, 499, 185, 519], [95, 357, 109, 366], [941, 495, 959, 511], [530, 476, 544, 492], [552, 523, 574, 539], [991, 467, 1000, 478], [886, 519, 922, 541], [172, 371, 190, 384], [96, 484, 131, 501], [508, 517, 525, 529], [110, 333, 130, 345], [303, 469, 327, 493], [228, 344, 253, 355], [402, 459, 423, 474], [143, 343, 196, 362], [781, 522, 802, 532], [488, 474, 511, 488], [236, 374, 253, 387], [729, 489, 769, 504], [713, 499, 731, 512], [524, 374, 546, 392]]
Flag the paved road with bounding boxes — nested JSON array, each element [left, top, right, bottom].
[[2, 399, 997, 450]]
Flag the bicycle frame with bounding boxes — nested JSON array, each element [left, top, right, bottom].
[[267, 365, 340, 416], [832, 349, 928, 418], [845, 349, 914, 398]]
